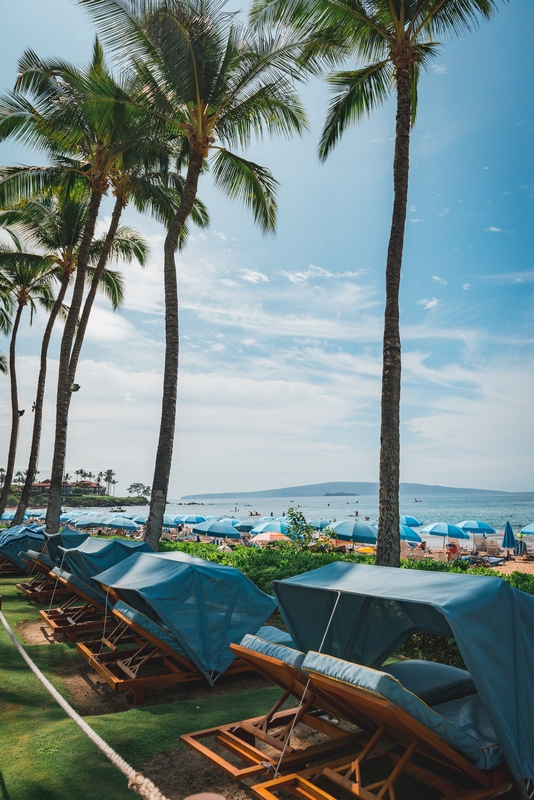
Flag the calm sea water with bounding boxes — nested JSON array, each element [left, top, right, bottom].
[[85, 491, 534, 549]]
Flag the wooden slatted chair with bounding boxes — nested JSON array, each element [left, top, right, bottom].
[[39, 568, 112, 642], [76, 601, 261, 706], [181, 635, 365, 780], [16, 550, 72, 602], [252, 652, 512, 800]]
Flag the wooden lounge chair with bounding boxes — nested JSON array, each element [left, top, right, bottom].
[[39, 568, 112, 642], [0, 554, 28, 576], [252, 652, 513, 800], [181, 634, 363, 779], [77, 601, 268, 705], [16, 550, 72, 602]]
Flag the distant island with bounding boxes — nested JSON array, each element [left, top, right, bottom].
[[181, 481, 510, 500]]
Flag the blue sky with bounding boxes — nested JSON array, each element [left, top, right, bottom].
[[0, 0, 533, 496]]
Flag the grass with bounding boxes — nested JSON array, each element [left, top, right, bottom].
[[0, 577, 281, 800]]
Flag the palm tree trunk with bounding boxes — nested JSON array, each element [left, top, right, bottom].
[[13, 274, 70, 525], [144, 141, 205, 550], [68, 193, 124, 385], [376, 60, 411, 568], [0, 304, 24, 517], [46, 188, 103, 534]]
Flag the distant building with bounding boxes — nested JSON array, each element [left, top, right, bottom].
[[31, 479, 104, 496]]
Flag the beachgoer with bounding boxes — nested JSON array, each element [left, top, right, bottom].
[[447, 542, 458, 561], [417, 540, 427, 551], [196, 534, 200, 543]]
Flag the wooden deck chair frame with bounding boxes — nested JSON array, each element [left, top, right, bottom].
[[76, 606, 253, 706], [0, 554, 27, 577], [39, 573, 109, 642], [251, 670, 513, 800], [181, 642, 365, 780], [16, 553, 72, 603]]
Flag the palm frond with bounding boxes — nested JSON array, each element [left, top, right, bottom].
[[0, 351, 7, 375], [86, 265, 125, 308], [212, 148, 278, 234]]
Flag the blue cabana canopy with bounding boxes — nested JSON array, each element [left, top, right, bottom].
[[44, 531, 90, 564], [58, 538, 152, 586], [273, 562, 534, 783], [92, 551, 277, 682], [0, 526, 45, 570]]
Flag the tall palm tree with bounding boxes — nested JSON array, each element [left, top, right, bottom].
[[82, 0, 309, 547], [0, 255, 57, 517], [251, 0, 502, 566], [0, 196, 148, 525]]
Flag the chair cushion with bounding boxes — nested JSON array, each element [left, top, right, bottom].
[[25, 549, 55, 569], [255, 625, 296, 649], [382, 660, 476, 706], [302, 651, 503, 771], [113, 600, 188, 658], [51, 567, 107, 608], [239, 633, 306, 671]]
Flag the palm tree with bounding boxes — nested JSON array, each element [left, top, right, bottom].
[[251, 0, 502, 566], [0, 255, 57, 517], [82, 0, 309, 548], [0, 196, 146, 525], [1, 42, 208, 534], [0, 354, 6, 375], [103, 469, 116, 495]]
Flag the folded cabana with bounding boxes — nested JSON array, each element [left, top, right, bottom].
[[77, 551, 282, 702], [271, 562, 534, 788], [0, 525, 44, 575], [182, 632, 365, 778], [254, 651, 513, 800], [58, 537, 152, 583], [16, 531, 90, 601]]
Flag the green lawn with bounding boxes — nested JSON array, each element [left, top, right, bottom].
[[0, 577, 280, 800]]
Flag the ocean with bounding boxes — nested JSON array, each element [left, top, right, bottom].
[[95, 490, 534, 549]]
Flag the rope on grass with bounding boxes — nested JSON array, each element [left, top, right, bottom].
[[0, 608, 170, 800]]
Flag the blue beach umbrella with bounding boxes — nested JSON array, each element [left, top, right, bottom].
[[420, 522, 470, 540], [193, 520, 241, 538], [400, 515, 424, 528], [181, 514, 207, 525], [75, 514, 108, 527], [520, 523, 534, 535], [369, 522, 421, 543], [456, 520, 496, 534], [250, 520, 289, 535], [205, 515, 220, 521], [235, 520, 255, 532], [221, 518, 240, 527], [104, 516, 140, 530], [331, 521, 377, 544], [133, 515, 148, 525], [1, 511, 16, 521], [502, 521, 516, 552], [309, 519, 331, 530]]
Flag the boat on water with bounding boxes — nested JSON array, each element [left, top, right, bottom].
[[109, 506, 126, 513]]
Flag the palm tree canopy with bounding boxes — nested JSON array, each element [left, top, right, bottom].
[[0, 252, 57, 321], [79, 0, 309, 232], [250, 0, 502, 159]]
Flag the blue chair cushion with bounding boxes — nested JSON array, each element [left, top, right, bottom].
[[239, 633, 306, 671], [25, 549, 55, 569], [255, 625, 296, 649], [113, 600, 188, 658], [302, 651, 503, 771], [382, 660, 476, 706], [51, 567, 107, 609]]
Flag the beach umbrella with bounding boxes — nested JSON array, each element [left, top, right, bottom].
[[250, 532, 290, 544], [250, 520, 289, 535], [1, 511, 16, 521], [502, 521, 516, 560], [193, 519, 240, 537], [309, 519, 331, 530], [235, 520, 255, 532], [133, 515, 148, 525], [181, 514, 207, 525], [221, 518, 240, 527], [217, 544, 233, 553], [456, 520, 496, 534], [420, 522, 470, 540], [331, 521, 377, 544], [369, 522, 421, 543], [520, 523, 534, 535], [205, 515, 220, 520], [400, 515, 424, 528], [75, 514, 108, 527], [104, 516, 140, 530], [162, 514, 180, 528]]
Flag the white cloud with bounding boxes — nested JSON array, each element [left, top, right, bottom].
[[239, 269, 269, 284], [281, 265, 367, 286], [432, 276, 448, 286], [462, 283, 470, 290], [409, 205, 417, 212], [411, 218, 425, 224], [432, 64, 447, 75], [485, 226, 502, 232], [213, 230, 237, 243], [438, 208, 451, 217], [417, 297, 440, 310]]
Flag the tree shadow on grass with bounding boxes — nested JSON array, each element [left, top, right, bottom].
[[0, 771, 11, 800]]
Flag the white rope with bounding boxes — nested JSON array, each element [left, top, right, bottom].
[[47, 549, 67, 613], [273, 590, 342, 778], [0, 608, 171, 800]]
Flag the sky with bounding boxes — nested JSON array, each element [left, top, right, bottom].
[[0, 0, 533, 498]]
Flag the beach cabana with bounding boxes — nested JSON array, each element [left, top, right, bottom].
[[88, 551, 277, 683], [272, 562, 534, 786], [44, 530, 90, 564], [58, 538, 152, 585], [0, 525, 45, 573]]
